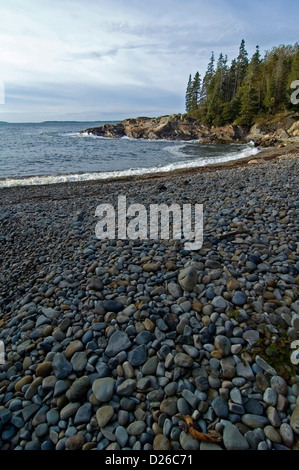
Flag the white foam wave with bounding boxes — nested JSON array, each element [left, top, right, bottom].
[[65, 132, 199, 144], [0, 145, 260, 188]]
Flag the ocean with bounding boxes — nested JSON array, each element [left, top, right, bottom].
[[0, 121, 259, 188]]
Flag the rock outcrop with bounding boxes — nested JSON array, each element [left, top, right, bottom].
[[81, 112, 299, 148], [245, 115, 299, 147], [81, 114, 208, 141]]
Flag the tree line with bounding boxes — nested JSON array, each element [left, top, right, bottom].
[[185, 39, 299, 126]]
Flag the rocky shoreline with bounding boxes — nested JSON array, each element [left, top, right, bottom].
[[81, 112, 299, 148], [0, 146, 299, 451]]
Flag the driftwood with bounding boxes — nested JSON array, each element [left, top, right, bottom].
[[177, 415, 222, 443]]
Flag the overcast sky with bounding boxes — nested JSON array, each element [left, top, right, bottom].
[[0, 0, 298, 122]]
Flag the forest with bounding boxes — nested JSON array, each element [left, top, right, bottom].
[[185, 40, 299, 127]]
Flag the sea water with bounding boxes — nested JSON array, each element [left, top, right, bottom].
[[0, 121, 259, 187]]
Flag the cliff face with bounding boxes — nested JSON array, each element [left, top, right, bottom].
[[81, 112, 299, 148]]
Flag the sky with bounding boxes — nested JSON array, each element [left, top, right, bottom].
[[0, 0, 298, 122]]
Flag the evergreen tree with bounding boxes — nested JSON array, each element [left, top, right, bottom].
[[191, 71, 201, 110], [185, 74, 193, 112], [185, 40, 299, 126], [264, 45, 294, 112], [200, 51, 215, 105], [206, 53, 228, 125], [237, 46, 262, 125], [236, 39, 249, 92]]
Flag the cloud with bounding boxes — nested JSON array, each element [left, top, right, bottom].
[[0, 0, 298, 121]]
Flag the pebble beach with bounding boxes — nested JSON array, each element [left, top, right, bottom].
[[0, 145, 299, 451]]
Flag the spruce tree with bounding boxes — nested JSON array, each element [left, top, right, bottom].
[[236, 39, 249, 91], [191, 71, 201, 110], [206, 53, 228, 125], [200, 51, 215, 105], [186, 40, 299, 126], [185, 74, 193, 112], [238, 46, 262, 125]]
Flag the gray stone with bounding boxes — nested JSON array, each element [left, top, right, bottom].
[[35, 423, 49, 438], [92, 377, 116, 403], [223, 422, 249, 450], [255, 355, 277, 376], [41, 307, 60, 319], [177, 397, 191, 415], [179, 431, 199, 450], [87, 276, 103, 291], [290, 403, 299, 435], [241, 414, 269, 429], [243, 330, 259, 346], [236, 361, 254, 380], [103, 300, 123, 312], [280, 423, 294, 447], [232, 291, 247, 306], [270, 376, 288, 395], [266, 406, 281, 427], [53, 380, 68, 397], [200, 442, 223, 450], [127, 344, 147, 366], [178, 266, 198, 292], [220, 358, 236, 379], [165, 382, 178, 396], [118, 410, 129, 426], [264, 425, 282, 443], [115, 426, 129, 447], [46, 409, 60, 426], [70, 351, 87, 372], [116, 379, 136, 396], [0, 408, 12, 426], [60, 402, 81, 420], [160, 397, 178, 416], [22, 404, 40, 422], [66, 375, 90, 402], [74, 402, 93, 425], [127, 420, 146, 436], [214, 335, 231, 356], [162, 418, 173, 437], [244, 428, 265, 450], [25, 439, 41, 450], [52, 353, 72, 379], [153, 434, 171, 450], [135, 330, 152, 345], [147, 389, 164, 402], [181, 389, 199, 409], [142, 356, 159, 375], [96, 406, 114, 428], [211, 296, 228, 310], [244, 398, 264, 415], [212, 396, 229, 418], [167, 282, 182, 299], [230, 387, 243, 405], [173, 353, 193, 368], [263, 387, 278, 406], [105, 330, 131, 358]]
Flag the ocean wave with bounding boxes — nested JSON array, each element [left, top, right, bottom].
[[65, 131, 200, 144], [0, 145, 260, 188]]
